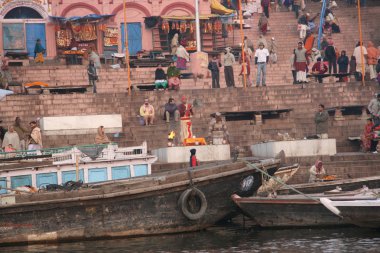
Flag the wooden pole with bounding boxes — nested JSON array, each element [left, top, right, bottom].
[[238, 0, 247, 88], [123, 0, 132, 94], [357, 0, 365, 86]]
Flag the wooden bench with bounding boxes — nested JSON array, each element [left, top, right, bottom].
[[130, 58, 171, 68], [326, 105, 367, 120], [134, 82, 155, 91], [42, 86, 90, 94], [216, 108, 293, 124], [5, 51, 29, 59]]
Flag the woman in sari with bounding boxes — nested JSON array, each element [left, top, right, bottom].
[[167, 62, 181, 90], [361, 118, 374, 152], [34, 39, 45, 64], [176, 44, 190, 70], [95, 126, 110, 144], [258, 13, 268, 35]]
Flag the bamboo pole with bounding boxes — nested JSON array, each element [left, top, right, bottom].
[[123, 0, 132, 94], [238, 0, 247, 88], [357, 0, 365, 86]]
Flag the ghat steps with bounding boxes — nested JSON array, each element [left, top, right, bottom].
[[1, 82, 378, 154]]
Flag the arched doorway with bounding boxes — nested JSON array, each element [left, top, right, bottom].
[[3, 6, 46, 57]]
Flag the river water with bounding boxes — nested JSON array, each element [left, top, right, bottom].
[[4, 220, 380, 253]]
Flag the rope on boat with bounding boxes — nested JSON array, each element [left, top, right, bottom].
[[242, 160, 319, 201]]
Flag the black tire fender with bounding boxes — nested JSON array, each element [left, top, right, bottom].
[[178, 187, 208, 220], [238, 175, 255, 197]]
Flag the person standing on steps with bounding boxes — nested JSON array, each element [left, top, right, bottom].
[[290, 53, 297, 85], [293, 0, 301, 19], [261, 0, 270, 18], [353, 41, 368, 79], [208, 55, 222, 88], [315, 104, 329, 139], [324, 40, 337, 77], [255, 42, 269, 87], [87, 60, 98, 93], [294, 41, 309, 84], [34, 39, 45, 64], [367, 41, 379, 81], [337, 50, 349, 82], [27, 121, 42, 150], [223, 47, 235, 88]]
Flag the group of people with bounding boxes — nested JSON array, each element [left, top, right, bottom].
[[0, 117, 42, 152], [208, 35, 277, 88], [291, 36, 380, 84], [139, 96, 194, 143], [154, 63, 182, 91]]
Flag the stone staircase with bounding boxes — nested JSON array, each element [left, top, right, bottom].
[[1, 82, 378, 154]]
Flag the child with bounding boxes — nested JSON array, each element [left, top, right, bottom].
[[5, 144, 15, 152], [190, 149, 199, 167]]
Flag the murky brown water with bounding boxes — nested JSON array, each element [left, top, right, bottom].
[[3, 221, 380, 253]]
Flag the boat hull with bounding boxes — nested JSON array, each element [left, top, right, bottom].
[[277, 176, 380, 195], [0, 160, 279, 245], [232, 195, 347, 227]]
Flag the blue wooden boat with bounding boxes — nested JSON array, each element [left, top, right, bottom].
[[0, 142, 157, 194]]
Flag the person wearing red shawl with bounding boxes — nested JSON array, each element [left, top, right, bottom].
[[361, 118, 375, 152], [309, 160, 326, 183], [178, 96, 193, 143]]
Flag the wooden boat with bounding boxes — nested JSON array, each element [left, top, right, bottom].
[[276, 175, 380, 195], [232, 187, 374, 228], [0, 142, 157, 194], [320, 195, 380, 228], [0, 158, 280, 245]]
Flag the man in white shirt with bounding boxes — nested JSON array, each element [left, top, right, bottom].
[[254, 42, 269, 86], [353, 42, 368, 75]]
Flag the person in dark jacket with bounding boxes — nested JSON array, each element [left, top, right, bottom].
[[164, 98, 179, 123], [324, 41, 337, 75], [208, 55, 222, 88], [337, 50, 349, 82], [315, 104, 329, 138], [261, 0, 271, 18], [87, 60, 97, 93]]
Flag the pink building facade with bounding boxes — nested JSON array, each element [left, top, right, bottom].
[[0, 0, 213, 58]]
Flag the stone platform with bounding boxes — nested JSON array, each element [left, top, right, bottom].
[[152, 145, 231, 163], [251, 139, 337, 158], [40, 114, 122, 135]]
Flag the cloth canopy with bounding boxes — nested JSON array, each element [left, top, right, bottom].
[[50, 14, 114, 23]]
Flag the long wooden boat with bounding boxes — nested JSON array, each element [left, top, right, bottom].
[[232, 188, 375, 228], [276, 175, 380, 195], [0, 142, 157, 194], [320, 196, 380, 228], [0, 158, 280, 245]]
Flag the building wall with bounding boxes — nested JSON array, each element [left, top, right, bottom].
[[0, 0, 212, 58]]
